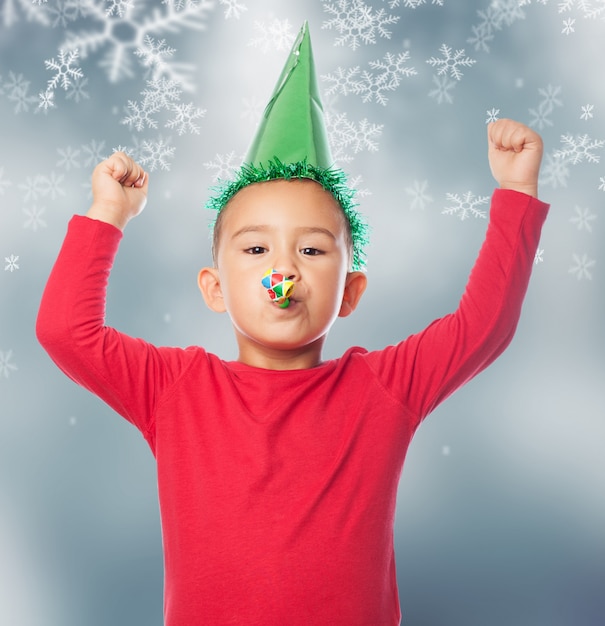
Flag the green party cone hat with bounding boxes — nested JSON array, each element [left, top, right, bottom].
[[244, 21, 332, 169], [206, 21, 369, 270]]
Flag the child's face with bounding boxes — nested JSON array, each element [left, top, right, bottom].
[[199, 179, 367, 369]]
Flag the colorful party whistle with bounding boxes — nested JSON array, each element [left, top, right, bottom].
[[261, 269, 295, 308]]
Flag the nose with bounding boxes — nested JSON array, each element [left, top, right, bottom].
[[271, 252, 299, 282], [261, 268, 296, 307]]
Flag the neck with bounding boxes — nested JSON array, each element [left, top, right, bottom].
[[236, 340, 325, 371]]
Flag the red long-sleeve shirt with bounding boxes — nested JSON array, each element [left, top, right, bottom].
[[37, 189, 548, 625]]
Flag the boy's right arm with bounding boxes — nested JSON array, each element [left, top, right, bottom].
[[36, 154, 195, 440]]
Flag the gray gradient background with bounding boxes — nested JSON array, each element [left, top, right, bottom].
[[1, 1, 604, 624]]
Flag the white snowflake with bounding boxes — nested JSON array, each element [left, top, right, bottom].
[[442, 191, 489, 220], [558, 0, 605, 20], [569, 205, 597, 232], [105, 0, 134, 17], [165, 102, 206, 135], [428, 74, 456, 104], [347, 174, 372, 198], [568, 253, 595, 280], [555, 133, 604, 165], [322, 0, 400, 49], [134, 36, 176, 79], [37, 89, 56, 113], [405, 180, 433, 210], [139, 137, 176, 171], [486, 107, 500, 123], [599, 176, 605, 191], [322, 66, 363, 98], [44, 49, 84, 91], [204, 152, 243, 181], [63, 0, 213, 85], [248, 18, 296, 53], [426, 43, 476, 81], [534, 248, 545, 264], [122, 77, 182, 131], [324, 51, 416, 106], [219, 0, 248, 19], [0, 350, 18, 378], [561, 17, 576, 33], [580, 104, 594, 120], [4, 255, 20, 272], [336, 115, 382, 155], [23, 206, 48, 231]]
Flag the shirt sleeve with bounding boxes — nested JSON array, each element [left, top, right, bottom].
[[363, 188, 550, 426], [36, 215, 200, 443]]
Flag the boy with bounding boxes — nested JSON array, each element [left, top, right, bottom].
[[37, 23, 549, 626]]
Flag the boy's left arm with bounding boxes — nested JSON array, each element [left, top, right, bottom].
[[366, 120, 549, 422], [487, 118, 543, 199]]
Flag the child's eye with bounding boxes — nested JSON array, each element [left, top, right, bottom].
[[245, 246, 266, 255], [301, 247, 323, 256]]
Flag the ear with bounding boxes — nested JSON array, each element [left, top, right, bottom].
[[197, 267, 226, 313], [338, 271, 367, 318]]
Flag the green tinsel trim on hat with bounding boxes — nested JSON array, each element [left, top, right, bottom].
[[206, 158, 369, 271]]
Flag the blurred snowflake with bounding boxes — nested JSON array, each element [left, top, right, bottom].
[[405, 180, 433, 210], [248, 18, 296, 53], [23, 206, 47, 231], [0, 0, 50, 27], [568, 253, 596, 280], [219, 0, 248, 19], [569, 205, 597, 232], [62, 0, 213, 86], [0, 167, 12, 195], [2, 72, 38, 114], [539, 150, 572, 189], [428, 74, 456, 104], [0, 350, 18, 378]]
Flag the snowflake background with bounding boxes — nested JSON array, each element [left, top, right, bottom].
[[1, 1, 604, 624]]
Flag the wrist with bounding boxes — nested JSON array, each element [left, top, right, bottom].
[[499, 182, 538, 199], [86, 203, 130, 231]]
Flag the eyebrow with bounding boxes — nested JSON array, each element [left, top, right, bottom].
[[231, 225, 337, 241]]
